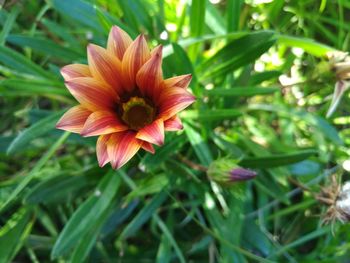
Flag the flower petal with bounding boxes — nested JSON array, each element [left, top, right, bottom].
[[96, 134, 111, 167], [107, 26, 133, 60], [122, 35, 151, 91], [107, 131, 142, 169], [164, 115, 183, 131], [65, 77, 117, 111], [61, 64, 91, 81], [141, 141, 155, 154], [87, 44, 123, 94], [136, 119, 164, 146], [159, 87, 196, 120], [163, 74, 192, 89], [136, 45, 163, 99], [81, 110, 128, 137], [56, 105, 91, 133]]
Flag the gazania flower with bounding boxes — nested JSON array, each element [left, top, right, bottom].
[[56, 26, 195, 169]]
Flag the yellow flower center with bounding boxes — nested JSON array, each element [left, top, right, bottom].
[[121, 96, 155, 130]]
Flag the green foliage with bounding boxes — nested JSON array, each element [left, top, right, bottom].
[[1, 0, 350, 262]]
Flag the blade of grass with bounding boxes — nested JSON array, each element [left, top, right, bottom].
[[7, 110, 65, 155], [0, 45, 56, 79], [0, 6, 19, 46], [0, 131, 70, 212], [51, 170, 121, 259], [0, 208, 34, 263]]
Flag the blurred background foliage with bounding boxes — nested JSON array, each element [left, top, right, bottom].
[[0, 0, 350, 262]]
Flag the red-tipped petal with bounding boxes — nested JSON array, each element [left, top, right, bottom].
[[107, 131, 142, 169], [61, 64, 91, 81], [136, 45, 163, 99], [81, 111, 128, 137], [107, 26, 133, 60], [141, 141, 155, 154], [122, 35, 151, 91], [65, 77, 116, 111], [96, 134, 111, 167], [56, 105, 91, 133], [163, 74, 192, 89], [87, 44, 123, 94], [159, 87, 196, 120], [136, 119, 164, 146], [164, 115, 183, 131]]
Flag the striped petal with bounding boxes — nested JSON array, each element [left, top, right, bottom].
[[65, 77, 116, 111], [87, 44, 123, 94], [136, 45, 163, 99], [61, 64, 91, 81], [96, 134, 111, 167], [141, 142, 155, 154], [163, 74, 192, 89], [164, 115, 183, 131], [159, 87, 196, 120], [136, 119, 164, 146], [107, 26, 132, 60], [122, 35, 151, 91], [56, 105, 91, 133], [107, 131, 142, 169], [81, 111, 128, 137]]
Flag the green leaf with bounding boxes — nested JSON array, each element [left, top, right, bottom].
[[184, 123, 213, 166], [206, 86, 280, 97], [69, 206, 111, 263], [226, 0, 243, 32], [126, 174, 169, 201], [199, 31, 276, 79], [273, 226, 330, 255], [154, 214, 186, 263], [0, 209, 34, 263], [181, 109, 241, 121], [239, 149, 318, 168], [51, 170, 121, 259], [118, 190, 168, 240], [277, 34, 335, 57], [7, 35, 83, 60], [0, 78, 68, 97], [0, 132, 70, 212], [0, 45, 55, 79], [188, 0, 206, 60], [206, 3, 225, 35], [141, 134, 186, 170], [7, 111, 64, 155], [24, 174, 92, 204], [163, 43, 195, 78], [0, 6, 19, 46], [190, 0, 206, 37], [49, 0, 101, 31], [117, 0, 153, 36], [249, 70, 282, 85]]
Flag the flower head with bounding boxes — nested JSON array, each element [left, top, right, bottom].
[[207, 158, 257, 186], [56, 26, 195, 169]]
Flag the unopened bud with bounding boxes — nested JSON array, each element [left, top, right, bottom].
[[230, 168, 257, 182], [207, 158, 257, 186]]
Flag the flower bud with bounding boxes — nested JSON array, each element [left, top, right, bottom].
[[207, 158, 257, 185], [229, 168, 257, 182]]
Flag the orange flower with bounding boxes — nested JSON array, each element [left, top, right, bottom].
[[56, 26, 195, 169]]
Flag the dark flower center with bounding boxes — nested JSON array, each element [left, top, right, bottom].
[[121, 96, 155, 130]]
